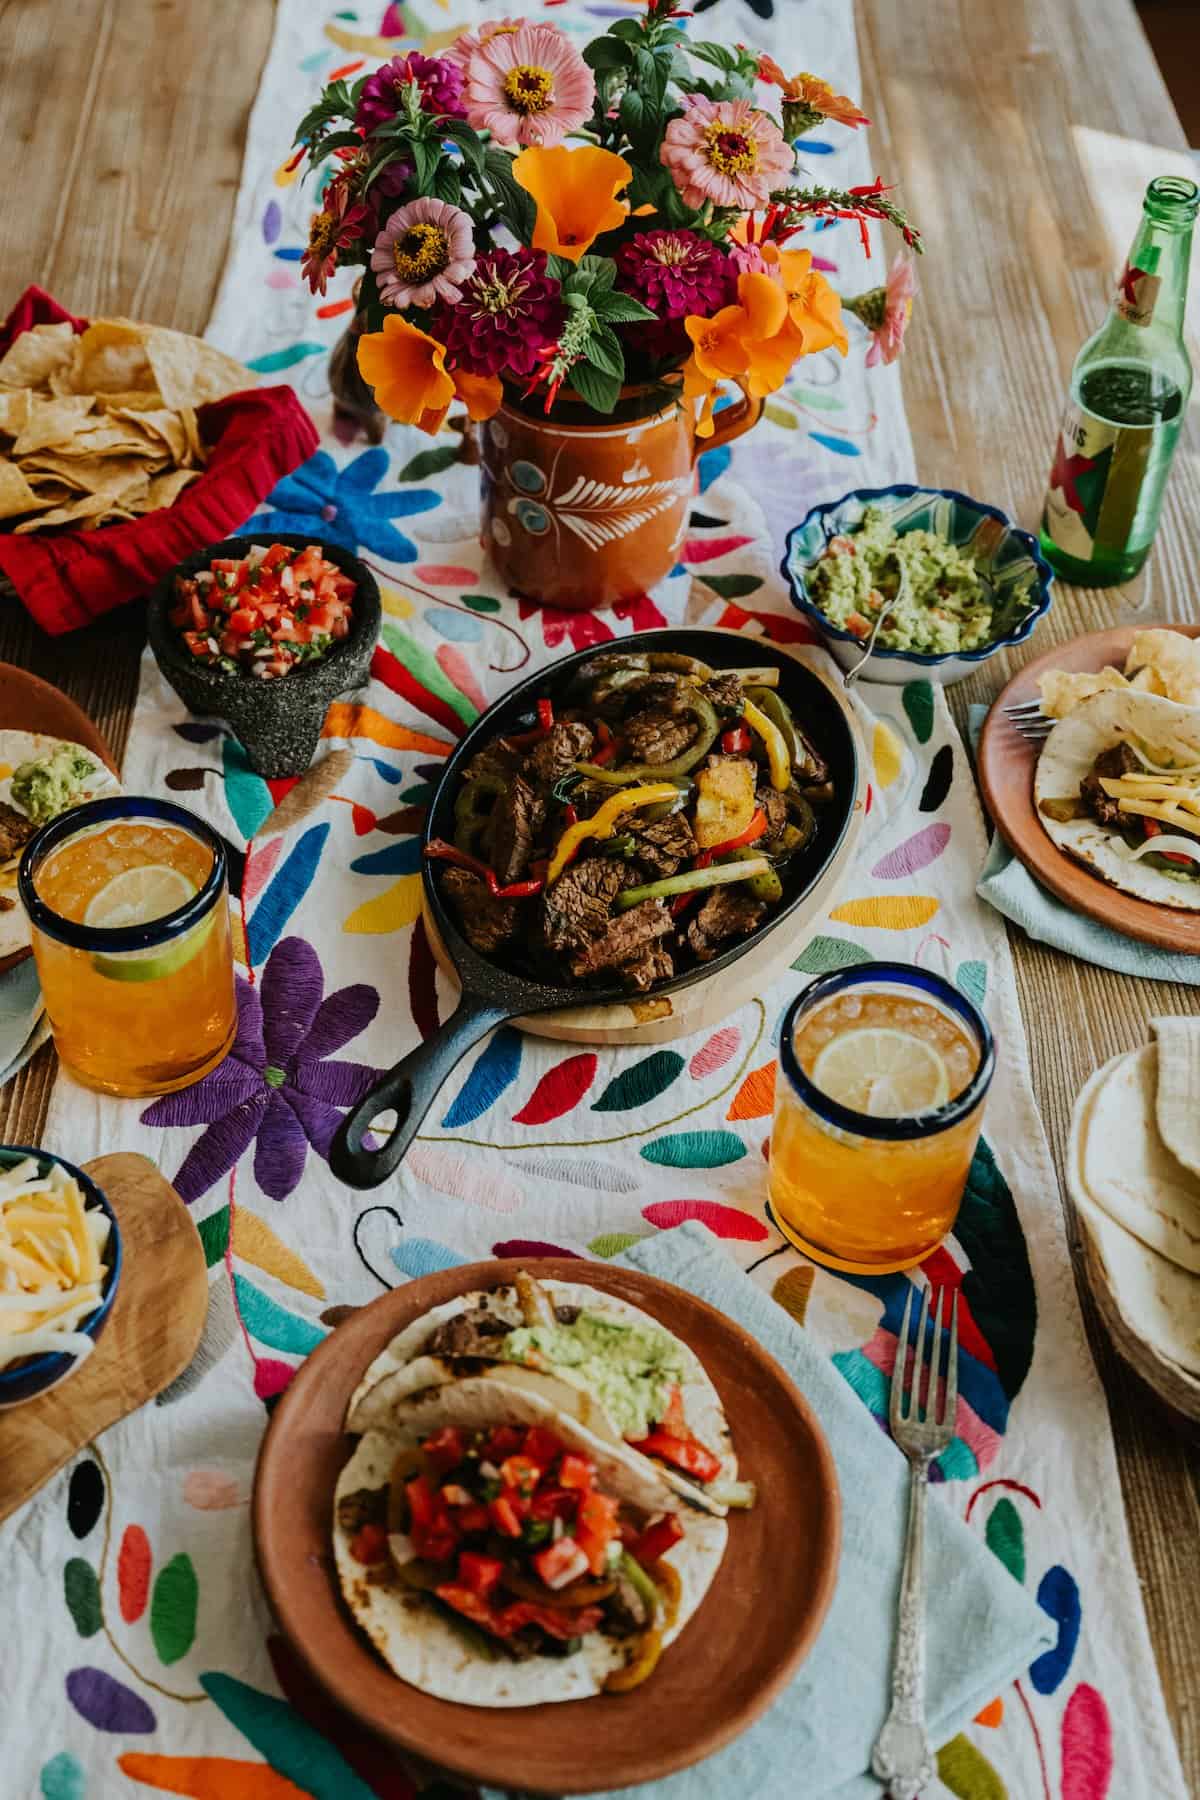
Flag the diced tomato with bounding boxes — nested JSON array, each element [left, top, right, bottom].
[[660, 1386, 688, 1436], [330, 570, 356, 599], [489, 1492, 524, 1538], [629, 1430, 722, 1484], [529, 1485, 578, 1523], [500, 1600, 604, 1641], [498, 1455, 541, 1497], [482, 1426, 524, 1463], [440, 1484, 472, 1508], [845, 611, 872, 639], [349, 1522, 388, 1565], [453, 1503, 491, 1536], [630, 1512, 685, 1569], [291, 548, 326, 585], [575, 1490, 620, 1575], [457, 1551, 504, 1600], [228, 608, 257, 636], [520, 1426, 564, 1469], [435, 1584, 513, 1639], [406, 1474, 460, 1564], [421, 1427, 465, 1474], [182, 630, 209, 659], [533, 1538, 591, 1590], [405, 1474, 439, 1530], [259, 543, 291, 574], [187, 594, 209, 633], [557, 1453, 594, 1493]]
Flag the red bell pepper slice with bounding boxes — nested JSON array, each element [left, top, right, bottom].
[[1142, 818, 1196, 867], [630, 1429, 722, 1484], [457, 1551, 504, 1600], [499, 1600, 604, 1641], [424, 839, 544, 900], [533, 1537, 591, 1591], [629, 1512, 685, 1568], [422, 1426, 466, 1474], [349, 1522, 388, 1565], [489, 1492, 525, 1538], [695, 807, 768, 870], [721, 724, 751, 754]]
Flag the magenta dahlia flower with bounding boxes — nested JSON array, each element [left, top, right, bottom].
[[661, 95, 793, 211], [616, 230, 737, 321], [463, 22, 594, 148], [371, 196, 476, 309], [431, 247, 564, 380], [355, 52, 467, 133]]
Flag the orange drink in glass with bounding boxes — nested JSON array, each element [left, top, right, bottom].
[[770, 962, 994, 1274], [20, 798, 236, 1098]]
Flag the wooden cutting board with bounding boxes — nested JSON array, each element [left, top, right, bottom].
[[0, 1152, 208, 1524]]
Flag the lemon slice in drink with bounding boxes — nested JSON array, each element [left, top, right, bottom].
[[85, 865, 210, 983], [811, 1027, 951, 1118]]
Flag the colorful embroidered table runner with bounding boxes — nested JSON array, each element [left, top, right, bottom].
[[5, 4, 1186, 1798]]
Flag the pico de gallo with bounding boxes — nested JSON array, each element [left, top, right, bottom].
[[336, 1419, 684, 1686], [169, 541, 355, 679]]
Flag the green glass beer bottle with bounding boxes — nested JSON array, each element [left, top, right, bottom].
[[1040, 175, 1197, 586]]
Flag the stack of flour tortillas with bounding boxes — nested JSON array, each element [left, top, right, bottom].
[[1069, 1019, 1200, 1414]]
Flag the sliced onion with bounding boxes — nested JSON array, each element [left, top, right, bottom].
[[1120, 833, 1200, 864], [1127, 738, 1200, 778]]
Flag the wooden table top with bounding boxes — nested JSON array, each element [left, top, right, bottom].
[[1, 0, 1196, 1779]]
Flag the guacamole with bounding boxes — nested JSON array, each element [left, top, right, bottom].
[[502, 1310, 686, 1440], [11, 744, 100, 825], [809, 505, 992, 655]]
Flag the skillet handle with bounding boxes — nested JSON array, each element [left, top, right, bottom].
[[330, 992, 511, 1189]]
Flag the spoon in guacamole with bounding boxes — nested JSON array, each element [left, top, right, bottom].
[[841, 552, 910, 688]]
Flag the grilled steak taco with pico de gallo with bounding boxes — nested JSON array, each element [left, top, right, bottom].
[[346, 1270, 754, 1517], [334, 1379, 726, 1705], [1036, 690, 1200, 908], [0, 731, 119, 958]]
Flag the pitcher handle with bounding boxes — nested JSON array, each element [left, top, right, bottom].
[[691, 381, 764, 464]]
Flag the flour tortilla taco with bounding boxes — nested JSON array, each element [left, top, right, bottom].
[[0, 730, 120, 957], [334, 1379, 727, 1706], [346, 1271, 751, 1517], [1035, 689, 1200, 909]]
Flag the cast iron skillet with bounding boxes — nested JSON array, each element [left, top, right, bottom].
[[330, 628, 858, 1189]]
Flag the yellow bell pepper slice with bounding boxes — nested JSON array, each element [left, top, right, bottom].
[[742, 698, 791, 791], [546, 784, 681, 885]]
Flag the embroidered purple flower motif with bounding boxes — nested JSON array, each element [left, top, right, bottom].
[[141, 937, 381, 1203]]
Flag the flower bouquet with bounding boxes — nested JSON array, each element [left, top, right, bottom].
[[290, 0, 922, 607]]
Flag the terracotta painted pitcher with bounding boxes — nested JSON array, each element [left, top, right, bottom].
[[479, 384, 763, 612]]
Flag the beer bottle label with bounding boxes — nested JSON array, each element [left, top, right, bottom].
[[1114, 260, 1161, 327], [1042, 398, 1155, 559]]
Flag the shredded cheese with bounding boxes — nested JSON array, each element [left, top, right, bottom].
[[0, 1159, 110, 1373]]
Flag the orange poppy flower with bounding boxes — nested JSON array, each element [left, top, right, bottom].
[[513, 144, 633, 263], [357, 315, 455, 434], [684, 260, 847, 429], [451, 367, 503, 421]]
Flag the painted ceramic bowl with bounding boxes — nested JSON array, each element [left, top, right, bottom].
[[0, 1147, 122, 1407], [781, 484, 1054, 686], [147, 534, 381, 778]]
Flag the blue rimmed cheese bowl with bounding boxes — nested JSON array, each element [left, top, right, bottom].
[[781, 483, 1054, 686], [0, 1147, 121, 1407]]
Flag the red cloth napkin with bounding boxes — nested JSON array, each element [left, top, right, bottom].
[[0, 287, 320, 635]]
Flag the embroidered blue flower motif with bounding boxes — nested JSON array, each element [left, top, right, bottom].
[[244, 446, 440, 564]]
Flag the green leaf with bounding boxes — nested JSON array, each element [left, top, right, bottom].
[[64, 1558, 103, 1638], [431, 164, 462, 206], [197, 1205, 230, 1268], [440, 119, 485, 176], [592, 291, 656, 324], [569, 360, 622, 413], [609, 17, 644, 42], [397, 444, 461, 483], [576, 254, 616, 293], [686, 41, 737, 73], [150, 1554, 199, 1666], [618, 87, 646, 138], [584, 325, 625, 382], [483, 148, 535, 240], [584, 37, 631, 71], [592, 1052, 685, 1113], [410, 138, 439, 193], [545, 254, 574, 283]]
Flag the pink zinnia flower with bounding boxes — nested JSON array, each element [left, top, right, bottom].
[[443, 16, 523, 71], [431, 247, 564, 380], [848, 253, 917, 366], [660, 95, 793, 211], [300, 183, 370, 297], [355, 52, 466, 134], [463, 22, 594, 149], [371, 196, 476, 309]]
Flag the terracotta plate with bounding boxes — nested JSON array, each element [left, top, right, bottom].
[[978, 624, 1200, 954], [253, 1258, 841, 1796], [0, 662, 119, 976]]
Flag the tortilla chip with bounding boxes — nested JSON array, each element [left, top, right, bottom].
[[0, 459, 46, 520], [0, 390, 33, 437], [94, 389, 169, 413], [20, 450, 161, 495], [74, 320, 158, 398], [104, 406, 189, 463], [143, 327, 248, 410], [179, 405, 205, 465], [144, 467, 200, 507], [1039, 665, 1131, 719], [11, 395, 96, 457], [12, 492, 118, 532], [0, 322, 77, 389]]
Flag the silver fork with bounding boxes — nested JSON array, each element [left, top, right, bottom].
[[870, 1285, 960, 1800], [1001, 697, 1054, 743], [842, 553, 910, 690]]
